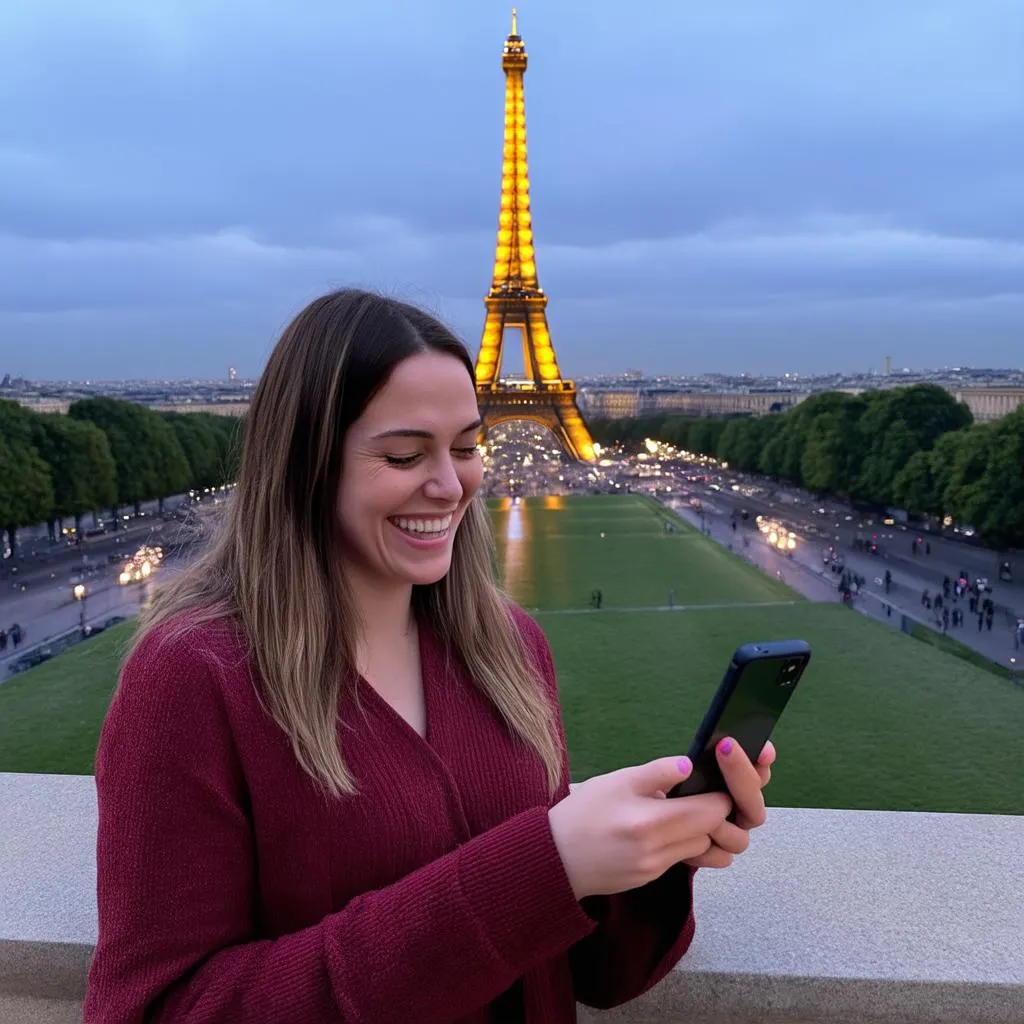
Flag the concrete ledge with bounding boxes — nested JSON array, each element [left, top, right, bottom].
[[2, 773, 1021, 1023]]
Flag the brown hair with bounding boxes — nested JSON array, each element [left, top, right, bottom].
[[130, 290, 562, 796]]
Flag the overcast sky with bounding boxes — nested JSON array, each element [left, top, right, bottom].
[[2, 0, 1022, 380]]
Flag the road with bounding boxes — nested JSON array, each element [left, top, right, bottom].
[[654, 470, 1023, 619], [0, 552, 192, 676], [0, 493, 214, 613], [10, 494, 190, 550], [0, 528, 198, 675], [665, 497, 1022, 671]]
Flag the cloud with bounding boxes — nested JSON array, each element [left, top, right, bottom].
[[0, 0, 1021, 377]]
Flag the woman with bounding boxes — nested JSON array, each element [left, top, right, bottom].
[[84, 290, 775, 1023]]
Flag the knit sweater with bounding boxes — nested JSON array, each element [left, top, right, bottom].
[[84, 605, 696, 1023]]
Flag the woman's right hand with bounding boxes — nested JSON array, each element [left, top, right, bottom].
[[548, 757, 732, 899]]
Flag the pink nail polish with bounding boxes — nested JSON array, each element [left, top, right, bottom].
[[718, 738, 733, 756], [677, 756, 692, 776]]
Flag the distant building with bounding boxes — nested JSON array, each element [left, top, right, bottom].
[[950, 387, 1024, 423], [13, 396, 250, 418], [580, 389, 642, 419], [579, 388, 805, 420], [647, 390, 805, 417]]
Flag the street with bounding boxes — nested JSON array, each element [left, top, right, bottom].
[[668, 497, 1022, 672], [708, 483, 1018, 605]]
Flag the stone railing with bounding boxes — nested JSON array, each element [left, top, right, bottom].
[[2, 772, 1021, 1024]]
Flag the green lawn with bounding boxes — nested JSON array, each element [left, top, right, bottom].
[[542, 603, 1023, 814], [0, 620, 135, 774], [491, 495, 1024, 815], [489, 494, 795, 609], [2, 494, 1021, 814]]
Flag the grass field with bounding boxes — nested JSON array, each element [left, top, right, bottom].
[[0, 620, 135, 774], [489, 495, 1023, 815], [489, 494, 795, 609], [1, 494, 1021, 814]]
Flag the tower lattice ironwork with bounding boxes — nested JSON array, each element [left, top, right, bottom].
[[474, 9, 596, 463]]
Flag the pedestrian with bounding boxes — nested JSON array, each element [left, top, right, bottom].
[[84, 290, 779, 1023]]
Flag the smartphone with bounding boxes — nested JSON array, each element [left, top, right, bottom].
[[669, 639, 811, 799]]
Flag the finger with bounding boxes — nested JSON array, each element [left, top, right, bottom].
[[758, 741, 777, 766], [670, 832, 715, 865], [716, 737, 767, 830], [756, 763, 772, 789], [628, 755, 694, 797], [651, 790, 732, 837], [683, 845, 735, 869], [707, 820, 750, 856]]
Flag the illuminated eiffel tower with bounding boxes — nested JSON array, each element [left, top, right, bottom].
[[474, 9, 596, 463]]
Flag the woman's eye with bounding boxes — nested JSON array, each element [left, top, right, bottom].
[[453, 446, 481, 459], [384, 454, 421, 466]]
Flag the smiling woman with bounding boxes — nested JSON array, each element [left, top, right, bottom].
[[82, 288, 761, 1024], [340, 354, 484, 589]]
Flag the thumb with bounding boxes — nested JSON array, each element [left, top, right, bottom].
[[629, 755, 693, 796]]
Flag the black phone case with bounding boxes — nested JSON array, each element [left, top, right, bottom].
[[669, 639, 811, 799]]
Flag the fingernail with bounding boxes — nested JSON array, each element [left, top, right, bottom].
[[677, 756, 692, 776], [718, 738, 733, 756]]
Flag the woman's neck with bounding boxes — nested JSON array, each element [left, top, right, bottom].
[[347, 571, 416, 654]]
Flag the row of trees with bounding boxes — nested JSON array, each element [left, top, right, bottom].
[[590, 383, 1024, 549], [0, 397, 242, 547]]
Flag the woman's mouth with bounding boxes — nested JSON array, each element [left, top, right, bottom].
[[388, 513, 454, 538]]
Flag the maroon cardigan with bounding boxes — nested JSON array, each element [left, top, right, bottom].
[[84, 605, 696, 1022]]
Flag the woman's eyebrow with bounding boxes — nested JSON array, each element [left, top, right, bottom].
[[370, 418, 483, 441]]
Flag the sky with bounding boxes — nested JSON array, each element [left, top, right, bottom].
[[1, 0, 1023, 381]]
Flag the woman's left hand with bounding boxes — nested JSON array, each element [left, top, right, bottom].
[[682, 739, 775, 870]]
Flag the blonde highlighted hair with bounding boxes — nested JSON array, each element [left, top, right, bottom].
[[129, 290, 562, 797]]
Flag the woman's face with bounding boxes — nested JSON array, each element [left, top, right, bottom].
[[337, 350, 485, 590]]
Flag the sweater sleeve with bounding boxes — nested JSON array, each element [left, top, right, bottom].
[[514, 608, 698, 1010], [84, 626, 597, 1024]]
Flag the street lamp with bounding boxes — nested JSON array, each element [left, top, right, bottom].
[[73, 583, 87, 634]]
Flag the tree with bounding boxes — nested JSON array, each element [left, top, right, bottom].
[[892, 450, 939, 517], [32, 414, 118, 537], [857, 385, 972, 505], [69, 397, 191, 515], [973, 411, 1024, 549], [945, 409, 1024, 549], [0, 400, 55, 548], [164, 412, 243, 491], [685, 418, 726, 457], [858, 419, 918, 506], [717, 416, 778, 473], [0, 434, 54, 550], [800, 408, 865, 495], [141, 414, 192, 513], [759, 392, 864, 489], [927, 429, 969, 518], [942, 426, 996, 528], [716, 418, 749, 469]]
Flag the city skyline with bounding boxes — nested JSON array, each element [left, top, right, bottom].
[[2, 0, 1022, 379]]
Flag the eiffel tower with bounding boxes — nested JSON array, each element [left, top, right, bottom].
[[474, 9, 597, 463]]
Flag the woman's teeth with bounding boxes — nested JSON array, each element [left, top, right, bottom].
[[391, 514, 453, 536]]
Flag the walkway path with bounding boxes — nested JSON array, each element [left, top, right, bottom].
[[664, 500, 1023, 675], [536, 600, 800, 616]]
